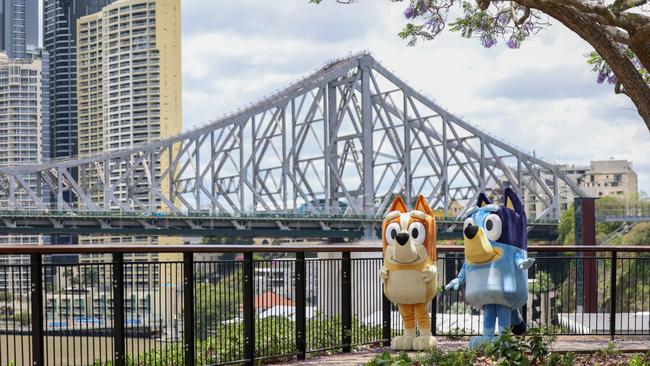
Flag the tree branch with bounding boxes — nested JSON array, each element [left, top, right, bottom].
[[603, 25, 630, 44], [477, 0, 491, 10], [516, 7, 531, 26], [615, 80, 629, 96]]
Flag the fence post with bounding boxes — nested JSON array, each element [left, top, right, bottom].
[[575, 197, 598, 313], [431, 297, 437, 336], [112, 253, 125, 366], [382, 290, 391, 346], [295, 252, 306, 359], [341, 252, 352, 352], [243, 252, 255, 366], [183, 253, 195, 366], [30, 253, 44, 366], [610, 251, 617, 340]]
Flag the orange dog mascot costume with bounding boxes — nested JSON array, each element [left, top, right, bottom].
[[379, 195, 437, 350]]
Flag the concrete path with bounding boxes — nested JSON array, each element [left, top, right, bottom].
[[280, 338, 650, 366]]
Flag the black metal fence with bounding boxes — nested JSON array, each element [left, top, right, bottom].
[[0, 244, 647, 365]]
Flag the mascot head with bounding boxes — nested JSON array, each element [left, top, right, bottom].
[[462, 187, 527, 264], [382, 195, 437, 265]]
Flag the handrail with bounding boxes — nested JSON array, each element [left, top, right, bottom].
[[0, 244, 648, 254]]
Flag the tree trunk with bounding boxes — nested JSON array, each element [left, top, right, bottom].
[[523, 3, 650, 132], [628, 35, 650, 75]]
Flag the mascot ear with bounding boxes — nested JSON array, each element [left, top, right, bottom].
[[388, 195, 407, 213], [477, 193, 492, 208], [414, 195, 433, 216], [504, 187, 525, 215]]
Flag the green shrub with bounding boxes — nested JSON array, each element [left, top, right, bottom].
[[483, 330, 530, 366], [416, 346, 478, 366], [367, 351, 412, 366], [597, 341, 620, 357], [527, 327, 555, 364], [546, 352, 575, 366], [627, 354, 647, 366], [530, 271, 554, 294], [91, 315, 382, 365], [445, 327, 468, 341]]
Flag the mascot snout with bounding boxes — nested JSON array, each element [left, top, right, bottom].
[[392, 231, 418, 263]]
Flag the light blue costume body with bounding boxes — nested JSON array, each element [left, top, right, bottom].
[[446, 189, 534, 349]]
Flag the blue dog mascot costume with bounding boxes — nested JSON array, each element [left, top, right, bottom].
[[445, 187, 535, 349]]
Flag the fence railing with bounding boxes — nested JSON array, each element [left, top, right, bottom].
[[0, 244, 647, 365]]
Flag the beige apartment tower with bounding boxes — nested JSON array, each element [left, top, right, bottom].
[[76, 0, 181, 247], [77, 0, 181, 158], [0, 52, 47, 235]]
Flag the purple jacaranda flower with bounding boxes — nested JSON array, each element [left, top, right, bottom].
[[404, 6, 415, 19], [607, 74, 617, 85], [481, 34, 497, 48], [425, 17, 439, 30], [597, 72, 607, 84], [506, 37, 520, 49], [496, 12, 510, 26]]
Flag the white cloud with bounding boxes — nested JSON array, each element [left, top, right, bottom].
[[180, 1, 650, 193]]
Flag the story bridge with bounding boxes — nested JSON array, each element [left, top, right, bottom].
[[0, 53, 585, 239]]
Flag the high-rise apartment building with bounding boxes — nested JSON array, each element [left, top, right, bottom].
[[0, 53, 44, 168], [0, 51, 49, 294], [44, 0, 116, 159], [0, 0, 38, 59], [77, 0, 181, 192]]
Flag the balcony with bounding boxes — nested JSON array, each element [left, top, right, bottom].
[[0, 244, 647, 365]]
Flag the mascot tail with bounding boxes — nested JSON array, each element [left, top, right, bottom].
[[511, 308, 526, 335]]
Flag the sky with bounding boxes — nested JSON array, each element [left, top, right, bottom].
[[180, 0, 650, 194]]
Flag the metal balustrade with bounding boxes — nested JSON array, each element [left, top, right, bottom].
[[0, 244, 646, 365]]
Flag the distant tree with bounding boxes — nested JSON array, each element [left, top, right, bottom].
[[0, 292, 12, 302], [311, 0, 650, 131], [12, 311, 29, 326], [557, 205, 575, 244], [620, 222, 650, 245]]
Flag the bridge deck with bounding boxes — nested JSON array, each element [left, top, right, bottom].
[[0, 211, 558, 239]]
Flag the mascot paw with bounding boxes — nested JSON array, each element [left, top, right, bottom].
[[413, 334, 437, 350], [379, 266, 389, 280], [469, 335, 495, 350], [391, 335, 415, 350]]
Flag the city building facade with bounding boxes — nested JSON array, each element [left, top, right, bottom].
[[0, 51, 49, 294], [44, 0, 116, 159], [75, 0, 182, 297], [578, 160, 638, 198], [450, 160, 639, 220], [0, 0, 38, 59], [76, 0, 181, 205]]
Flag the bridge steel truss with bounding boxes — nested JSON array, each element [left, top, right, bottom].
[[0, 53, 584, 234]]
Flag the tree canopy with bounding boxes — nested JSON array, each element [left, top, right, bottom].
[[312, 0, 650, 131]]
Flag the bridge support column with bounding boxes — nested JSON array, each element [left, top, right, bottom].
[[360, 57, 374, 218], [574, 197, 598, 313]]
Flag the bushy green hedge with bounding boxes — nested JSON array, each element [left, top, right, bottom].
[[93, 315, 382, 365]]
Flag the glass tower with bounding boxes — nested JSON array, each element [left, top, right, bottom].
[[0, 0, 38, 58], [43, 0, 116, 159]]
